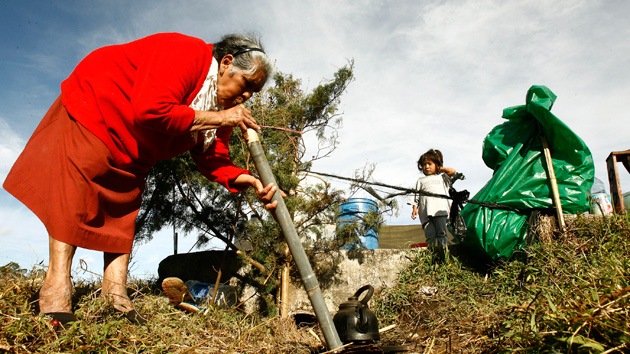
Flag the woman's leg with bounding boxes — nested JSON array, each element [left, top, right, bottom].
[[102, 252, 134, 312], [39, 236, 76, 314]]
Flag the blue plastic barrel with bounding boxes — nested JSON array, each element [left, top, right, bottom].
[[336, 198, 379, 249]]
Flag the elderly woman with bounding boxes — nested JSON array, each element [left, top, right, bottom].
[[3, 32, 277, 325]]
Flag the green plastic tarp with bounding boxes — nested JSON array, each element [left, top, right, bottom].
[[460, 85, 594, 260]]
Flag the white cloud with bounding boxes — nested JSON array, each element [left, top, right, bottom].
[[0, 118, 25, 183], [1, 0, 629, 278], [280, 0, 630, 223]]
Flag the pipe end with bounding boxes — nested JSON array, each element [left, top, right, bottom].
[[246, 128, 260, 143]]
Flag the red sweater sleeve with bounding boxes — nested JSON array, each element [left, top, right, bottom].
[[191, 127, 251, 192]]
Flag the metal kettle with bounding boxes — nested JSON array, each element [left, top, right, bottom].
[[333, 284, 380, 344]]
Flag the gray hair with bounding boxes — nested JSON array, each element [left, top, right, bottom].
[[213, 33, 273, 78]]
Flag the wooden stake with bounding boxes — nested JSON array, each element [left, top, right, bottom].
[[540, 127, 566, 232], [280, 244, 290, 318]]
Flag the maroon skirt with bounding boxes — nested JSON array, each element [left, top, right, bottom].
[[3, 96, 144, 253]]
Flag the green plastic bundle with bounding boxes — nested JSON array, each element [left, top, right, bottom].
[[461, 85, 594, 260]]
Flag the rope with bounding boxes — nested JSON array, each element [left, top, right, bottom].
[[308, 170, 526, 213], [309, 171, 444, 198]]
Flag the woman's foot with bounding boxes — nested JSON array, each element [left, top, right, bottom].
[[38, 277, 73, 314], [101, 293, 147, 325], [101, 252, 146, 324], [37, 280, 76, 329], [39, 236, 76, 314]]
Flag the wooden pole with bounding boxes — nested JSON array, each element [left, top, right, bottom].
[[540, 127, 566, 232], [211, 268, 222, 306], [280, 244, 290, 318]]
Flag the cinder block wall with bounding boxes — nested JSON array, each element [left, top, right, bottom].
[[286, 248, 422, 314], [238, 224, 426, 314]]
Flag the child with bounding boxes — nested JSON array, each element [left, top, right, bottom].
[[411, 149, 457, 251]]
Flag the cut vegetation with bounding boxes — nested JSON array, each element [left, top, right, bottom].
[[1, 214, 628, 353]]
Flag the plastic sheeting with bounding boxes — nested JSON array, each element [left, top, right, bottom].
[[460, 85, 594, 260]]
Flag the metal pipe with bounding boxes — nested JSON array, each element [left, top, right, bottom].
[[246, 129, 343, 350]]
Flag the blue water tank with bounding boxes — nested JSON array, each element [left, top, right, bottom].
[[336, 198, 379, 249]]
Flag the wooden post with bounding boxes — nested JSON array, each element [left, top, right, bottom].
[[606, 150, 630, 213], [540, 127, 566, 232], [280, 244, 291, 318]]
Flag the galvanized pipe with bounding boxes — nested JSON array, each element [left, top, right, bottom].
[[246, 129, 343, 350]]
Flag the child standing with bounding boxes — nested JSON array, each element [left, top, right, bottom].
[[411, 149, 457, 251]]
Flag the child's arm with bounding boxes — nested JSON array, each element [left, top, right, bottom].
[[411, 204, 418, 220], [439, 166, 457, 176]]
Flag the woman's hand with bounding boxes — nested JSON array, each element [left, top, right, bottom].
[[220, 104, 260, 134], [234, 174, 281, 210], [191, 105, 259, 139], [255, 180, 279, 210]]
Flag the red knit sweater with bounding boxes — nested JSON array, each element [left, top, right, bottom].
[[61, 32, 249, 192]]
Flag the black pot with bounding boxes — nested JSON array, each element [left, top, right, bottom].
[[333, 285, 380, 344]]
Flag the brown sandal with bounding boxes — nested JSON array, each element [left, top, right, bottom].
[[161, 277, 195, 305], [176, 302, 204, 314], [44, 312, 77, 331]]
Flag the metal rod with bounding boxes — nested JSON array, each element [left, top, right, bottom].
[[246, 129, 343, 350]]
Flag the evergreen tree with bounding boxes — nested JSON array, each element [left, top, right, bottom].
[[134, 62, 356, 272]]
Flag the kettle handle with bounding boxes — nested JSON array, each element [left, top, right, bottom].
[[357, 306, 370, 332], [353, 284, 374, 305]]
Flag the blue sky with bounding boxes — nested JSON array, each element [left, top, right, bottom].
[[1, 0, 629, 279]]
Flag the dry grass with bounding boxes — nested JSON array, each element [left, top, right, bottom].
[[0, 271, 323, 353], [374, 213, 630, 353], [1, 213, 629, 353]]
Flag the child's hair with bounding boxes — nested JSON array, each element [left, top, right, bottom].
[[417, 149, 444, 173]]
